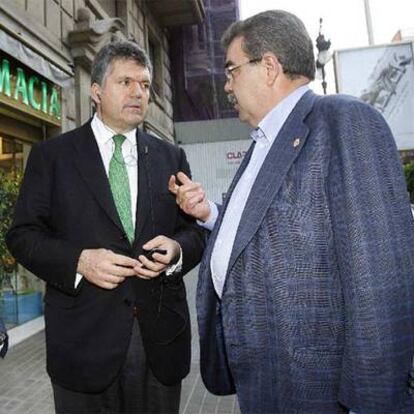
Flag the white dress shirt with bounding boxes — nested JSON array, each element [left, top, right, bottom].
[[91, 114, 138, 225], [206, 85, 309, 297]]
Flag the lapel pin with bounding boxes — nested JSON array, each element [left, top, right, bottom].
[[293, 138, 300, 148]]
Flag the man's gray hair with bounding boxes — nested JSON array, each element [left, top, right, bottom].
[[222, 10, 315, 80], [91, 41, 153, 85]]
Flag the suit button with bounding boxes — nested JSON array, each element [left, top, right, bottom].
[[124, 298, 132, 306], [120, 233, 128, 241]]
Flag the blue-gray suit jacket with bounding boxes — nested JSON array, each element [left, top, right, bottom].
[[197, 90, 414, 414]]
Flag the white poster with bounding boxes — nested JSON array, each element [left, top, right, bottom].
[[182, 139, 252, 204], [335, 42, 414, 150]]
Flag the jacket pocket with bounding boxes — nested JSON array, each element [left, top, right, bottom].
[[291, 346, 342, 370], [140, 284, 189, 345]]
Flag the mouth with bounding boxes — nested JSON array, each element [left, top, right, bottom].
[[124, 104, 142, 113], [227, 93, 239, 110]]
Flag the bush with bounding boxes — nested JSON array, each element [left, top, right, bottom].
[[404, 160, 414, 204], [0, 170, 22, 273]]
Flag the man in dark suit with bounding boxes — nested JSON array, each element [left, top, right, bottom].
[[6, 41, 204, 413], [169, 10, 414, 414]]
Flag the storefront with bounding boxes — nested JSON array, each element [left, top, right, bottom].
[[0, 31, 66, 330]]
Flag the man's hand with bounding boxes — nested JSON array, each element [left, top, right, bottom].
[[168, 172, 211, 222], [77, 249, 139, 290], [135, 235, 180, 280]]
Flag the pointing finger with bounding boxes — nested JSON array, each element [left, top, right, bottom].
[[168, 175, 178, 194], [176, 171, 192, 185]]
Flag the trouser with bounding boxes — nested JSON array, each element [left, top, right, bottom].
[[52, 318, 181, 414]]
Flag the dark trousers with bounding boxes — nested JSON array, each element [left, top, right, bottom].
[[52, 318, 181, 414]]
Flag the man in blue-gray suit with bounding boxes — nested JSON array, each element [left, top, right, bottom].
[[169, 9, 414, 414]]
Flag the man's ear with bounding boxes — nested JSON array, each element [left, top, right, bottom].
[[90, 83, 102, 106], [262, 52, 280, 84]]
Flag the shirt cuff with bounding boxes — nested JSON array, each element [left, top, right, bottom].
[[165, 246, 183, 276], [75, 273, 83, 288], [197, 200, 218, 231]]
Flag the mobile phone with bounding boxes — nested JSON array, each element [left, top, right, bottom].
[[142, 248, 167, 261]]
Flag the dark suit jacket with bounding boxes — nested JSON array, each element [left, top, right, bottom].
[[6, 121, 204, 393], [197, 91, 414, 414]]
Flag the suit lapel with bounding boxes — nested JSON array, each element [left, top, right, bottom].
[[72, 122, 124, 232], [227, 90, 318, 273], [133, 129, 151, 248]]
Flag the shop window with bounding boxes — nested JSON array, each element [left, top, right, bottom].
[[0, 135, 43, 329], [0, 135, 23, 173]]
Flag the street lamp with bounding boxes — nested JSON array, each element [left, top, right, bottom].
[[315, 18, 332, 95]]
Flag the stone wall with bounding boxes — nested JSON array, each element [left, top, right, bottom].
[[0, 0, 174, 141]]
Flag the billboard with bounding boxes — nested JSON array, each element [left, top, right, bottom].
[[334, 42, 414, 150]]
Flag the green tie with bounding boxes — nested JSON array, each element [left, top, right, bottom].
[[109, 134, 134, 244]]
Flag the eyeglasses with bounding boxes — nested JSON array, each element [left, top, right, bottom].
[[224, 57, 262, 81]]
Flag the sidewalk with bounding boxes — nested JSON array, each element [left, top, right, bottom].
[[0, 269, 240, 414]]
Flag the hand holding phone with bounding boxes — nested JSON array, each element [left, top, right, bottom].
[[142, 248, 167, 262], [136, 236, 180, 279]]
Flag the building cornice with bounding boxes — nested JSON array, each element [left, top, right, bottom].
[[0, 0, 73, 75]]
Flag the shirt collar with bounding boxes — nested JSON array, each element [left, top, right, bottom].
[[251, 85, 310, 144], [91, 113, 137, 146]]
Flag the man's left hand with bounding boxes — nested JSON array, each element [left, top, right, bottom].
[[135, 235, 180, 279]]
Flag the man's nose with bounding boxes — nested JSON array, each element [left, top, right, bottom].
[[130, 81, 143, 97]]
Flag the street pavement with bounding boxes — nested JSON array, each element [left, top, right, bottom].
[[0, 268, 240, 414]]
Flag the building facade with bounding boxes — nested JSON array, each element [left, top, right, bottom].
[[0, 0, 204, 334], [170, 0, 240, 122]]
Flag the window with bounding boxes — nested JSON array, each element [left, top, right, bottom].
[[0, 135, 43, 329], [96, 0, 117, 17], [147, 32, 163, 99], [0, 135, 24, 173]]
